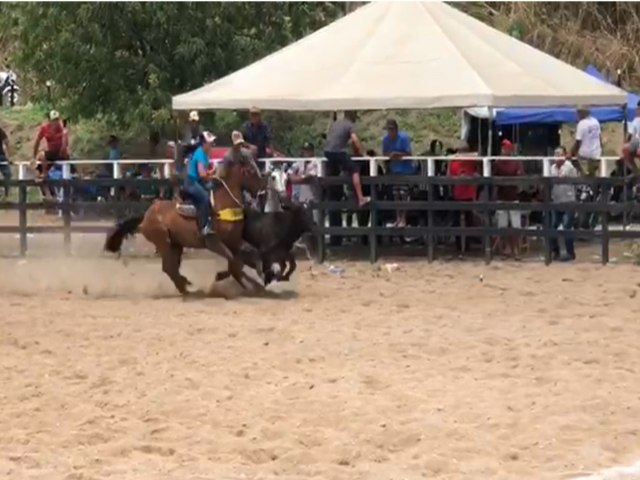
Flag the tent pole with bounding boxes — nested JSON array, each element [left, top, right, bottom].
[[487, 107, 494, 156], [477, 116, 482, 154], [618, 70, 627, 143]]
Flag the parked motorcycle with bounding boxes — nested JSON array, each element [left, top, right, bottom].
[[0, 69, 20, 107]]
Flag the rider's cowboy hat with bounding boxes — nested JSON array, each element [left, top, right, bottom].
[[188, 110, 200, 122], [201, 131, 216, 144], [49, 110, 60, 121]]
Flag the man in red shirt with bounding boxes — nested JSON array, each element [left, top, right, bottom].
[[492, 139, 525, 259], [33, 110, 67, 177], [448, 141, 479, 253]]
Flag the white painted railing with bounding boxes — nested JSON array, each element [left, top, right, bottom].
[[0, 155, 622, 181]]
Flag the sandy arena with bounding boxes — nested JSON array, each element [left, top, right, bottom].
[[1, 233, 640, 480]]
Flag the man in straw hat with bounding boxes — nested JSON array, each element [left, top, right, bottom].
[[242, 106, 272, 166]]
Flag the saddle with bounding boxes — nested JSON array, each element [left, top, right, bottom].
[[175, 188, 243, 222], [175, 188, 198, 218]]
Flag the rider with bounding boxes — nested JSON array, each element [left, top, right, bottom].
[[184, 131, 216, 236]]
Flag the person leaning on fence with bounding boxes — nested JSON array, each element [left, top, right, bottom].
[[549, 146, 578, 262], [242, 107, 273, 167], [571, 106, 601, 176], [0, 122, 12, 198], [33, 110, 67, 178], [382, 118, 415, 228], [627, 100, 640, 143], [324, 110, 370, 207], [492, 139, 524, 260], [288, 142, 320, 206], [448, 141, 479, 254]]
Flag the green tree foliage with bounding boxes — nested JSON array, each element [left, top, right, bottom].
[[3, 2, 342, 128]]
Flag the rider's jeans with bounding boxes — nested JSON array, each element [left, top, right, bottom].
[[184, 177, 210, 230]]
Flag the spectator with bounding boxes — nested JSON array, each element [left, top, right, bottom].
[[550, 145, 578, 262], [448, 141, 478, 254], [324, 110, 370, 247], [571, 106, 601, 176], [610, 157, 634, 204], [288, 142, 320, 206], [627, 100, 640, 142], [33, 110, 65, 178], [242, 107, 272, 164], [382, 118, 415, 228], [0, 122, 12, 197], [492, 139, 525, 259], [324, 110, 369, 206]]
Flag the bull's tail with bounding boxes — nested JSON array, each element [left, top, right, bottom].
[[104, 215, 144, 254]]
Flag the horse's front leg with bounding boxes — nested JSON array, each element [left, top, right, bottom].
[[281, 252, 297, 281]]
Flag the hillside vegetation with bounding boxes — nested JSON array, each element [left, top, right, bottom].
[[0, 2, 637, 162]]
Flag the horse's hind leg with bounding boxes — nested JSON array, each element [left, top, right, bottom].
[[161, 244, 190, 294]]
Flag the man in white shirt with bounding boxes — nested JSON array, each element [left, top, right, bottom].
[[550, 146, 578, 261], [571, 106, 601, 176], [627, 101, 640, 142]]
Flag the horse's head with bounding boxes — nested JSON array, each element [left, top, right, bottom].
[[267, 167, 288, 195], [218, 148, 266, 197]]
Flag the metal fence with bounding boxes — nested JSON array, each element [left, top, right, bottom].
[[0, 154, 625, 180], [1, 172, 639, 264]]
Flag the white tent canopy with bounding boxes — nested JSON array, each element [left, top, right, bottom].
[[172, 1, 626, 111]]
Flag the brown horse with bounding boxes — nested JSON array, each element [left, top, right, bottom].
[[104, 156, 266, 295]]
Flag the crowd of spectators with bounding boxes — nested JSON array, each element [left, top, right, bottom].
[[1, 104, 639, 261]]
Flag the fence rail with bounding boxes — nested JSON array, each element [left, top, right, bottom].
[[0, 174, 639, 264], [0, 154, 625, 180]]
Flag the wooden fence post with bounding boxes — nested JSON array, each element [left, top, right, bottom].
[[18, 184, 27, 256], [368, 180, 377, 263], [315, 180, 326, 264], [427, 178, 435, 263], [543, 177, 552, 265], [62, 181, 72, 254], [600, 178, 610, 265]]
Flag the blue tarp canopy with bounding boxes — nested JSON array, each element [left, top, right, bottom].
[[495, 65, 639, 125]]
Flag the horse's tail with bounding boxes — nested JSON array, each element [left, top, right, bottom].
[[104, 214, 144, 254]]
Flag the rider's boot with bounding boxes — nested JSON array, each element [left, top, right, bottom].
[[202, 221, 214, 237]]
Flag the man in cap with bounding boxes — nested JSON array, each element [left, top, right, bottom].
[[183, 130, 217, 236], [242, 107, 272, 166], [448, 140, 479, 254], [222, 130, 257, 167], [492, 139, 524, 259], [382, 118, 415, 227], [33, 109, 66, 177], [571, 106, 601, 176]]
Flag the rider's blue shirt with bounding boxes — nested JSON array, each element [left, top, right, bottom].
[[187, 145, 209, 182]]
